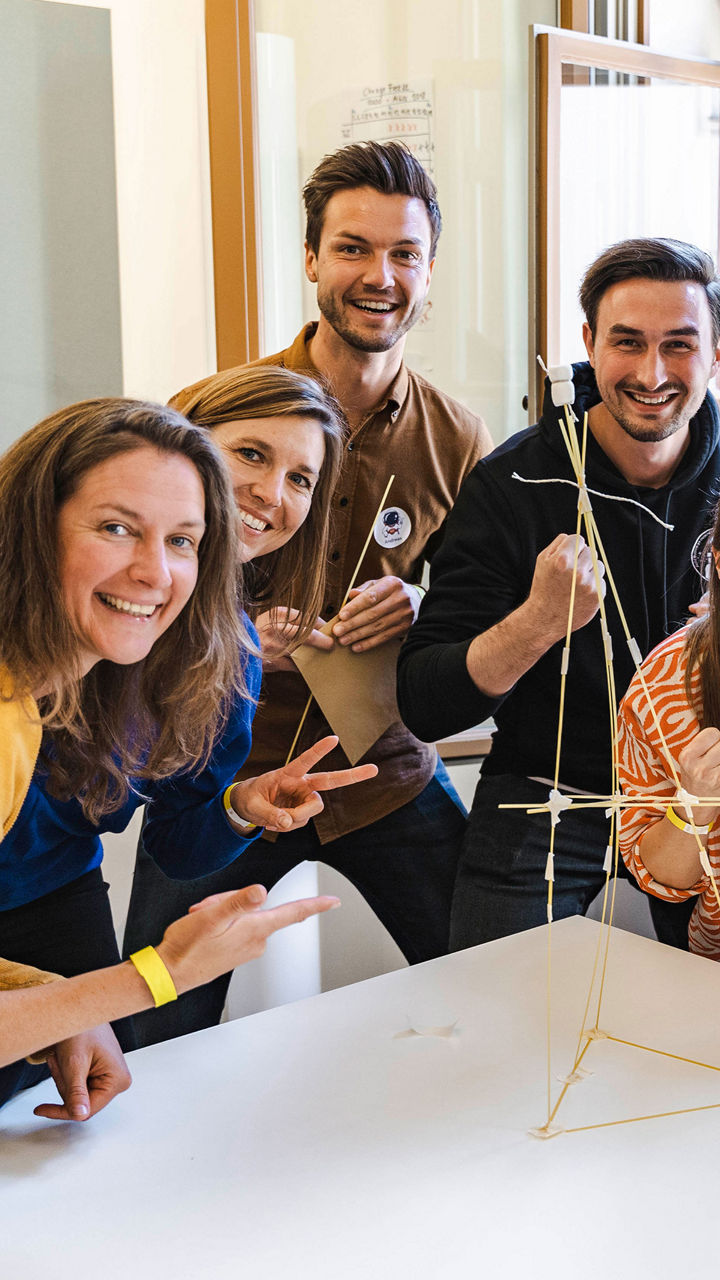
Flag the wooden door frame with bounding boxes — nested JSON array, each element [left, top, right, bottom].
[[530, 25, 720, 415], [205, 0, 262, 369]]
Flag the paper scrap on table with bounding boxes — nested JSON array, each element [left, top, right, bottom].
[[292, 621, 402, 764]]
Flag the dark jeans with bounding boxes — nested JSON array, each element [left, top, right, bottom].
[[449, 773, 696, 952], [0, 867, 136, 1109], [123, 763, 467, 1048]]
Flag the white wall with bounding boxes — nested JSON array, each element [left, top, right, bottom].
[[1, 0, 122, 446], [42, 0, 216, 402], [649, 0, 720, 59]]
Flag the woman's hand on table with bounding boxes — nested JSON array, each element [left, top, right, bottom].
[[26, 886, 341, 1119], [33, 1023, 131, 1122], [228, 735, 378, 832]]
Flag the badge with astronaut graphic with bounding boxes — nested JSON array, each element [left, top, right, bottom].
[[373, 506, 411, 549]]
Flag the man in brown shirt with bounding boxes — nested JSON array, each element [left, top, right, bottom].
[[125, 142, 493, 1045]]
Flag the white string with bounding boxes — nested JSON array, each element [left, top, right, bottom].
[[511, 472, 675, 530]]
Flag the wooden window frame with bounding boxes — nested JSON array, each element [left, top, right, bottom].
[[529, 24, 720, 415], [559, 1, 649, 44]]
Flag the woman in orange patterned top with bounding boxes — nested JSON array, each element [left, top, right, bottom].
[[618, 504, 720, 959]]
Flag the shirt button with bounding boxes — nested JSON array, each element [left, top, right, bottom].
[[339, 496, 348, 507], [347, 441, 354, 451], [331, 551, 340, 562]]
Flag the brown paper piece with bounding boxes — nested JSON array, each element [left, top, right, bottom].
[[292, 622, 402, 765]]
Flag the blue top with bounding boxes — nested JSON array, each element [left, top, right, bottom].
[[0, 640, 263, 911]]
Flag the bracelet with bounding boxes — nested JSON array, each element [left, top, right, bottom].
[[665, 804, 716, 837], [223, 783, 258, 835], [129, 946, 177, 1007]]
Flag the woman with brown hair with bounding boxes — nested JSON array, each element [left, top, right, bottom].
[[0, 393, 373, 1118], [618, 502, 720, 958]]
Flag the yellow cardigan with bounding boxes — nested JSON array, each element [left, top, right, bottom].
[[0, 675, 56, 1000], [1, 671, 42, 839]]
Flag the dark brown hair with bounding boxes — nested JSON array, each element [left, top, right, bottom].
[[685, 501, 720, 726], [169, 364, 344, 648], [580, 237, 720, 342], [0, 398, 251, 822], [303, 140, 441, 258]]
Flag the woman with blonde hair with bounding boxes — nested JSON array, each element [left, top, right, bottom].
[[0, 393, 373, 1118]]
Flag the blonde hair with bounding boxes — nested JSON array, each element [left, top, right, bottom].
[[0, 398, 252, 822], [170, 364, 345, 648]]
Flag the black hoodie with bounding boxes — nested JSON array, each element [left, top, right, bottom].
[[397, 363, 720, 793]]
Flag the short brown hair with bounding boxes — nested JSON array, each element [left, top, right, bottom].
[[0, 398, 250, 822], [580, 237, 720, 342], [170, 364, 345, 649], [303, 141, 441, 258]]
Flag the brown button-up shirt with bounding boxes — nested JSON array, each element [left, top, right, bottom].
[[235, 324, 492, 843]]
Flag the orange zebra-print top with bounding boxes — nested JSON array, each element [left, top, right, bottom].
[[617, 625, 720, 961]]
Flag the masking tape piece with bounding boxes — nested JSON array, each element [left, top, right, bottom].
[[528, 1124, 563, 1140]]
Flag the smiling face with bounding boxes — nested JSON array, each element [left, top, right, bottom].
[[583, 278, 720, 446], [209, 414, 326, 562], [305, 186, 435, 354], [57, 445, 205, 675]]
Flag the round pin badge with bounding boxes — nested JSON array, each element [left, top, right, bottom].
[[374, 505, 411, 549]]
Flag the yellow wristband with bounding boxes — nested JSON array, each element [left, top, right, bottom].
[[665, 804, 715, 837], [223, 783, 258, 834], [129, 946, 177, 1007]]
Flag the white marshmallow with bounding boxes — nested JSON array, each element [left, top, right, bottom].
[[551, 380, 575, 407]]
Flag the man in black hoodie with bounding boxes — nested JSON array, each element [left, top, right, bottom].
[[397, 237, 720, 950]]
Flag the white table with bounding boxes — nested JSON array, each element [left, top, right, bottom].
[[2, 916, 720, 1280]]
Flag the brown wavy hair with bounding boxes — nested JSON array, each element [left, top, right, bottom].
[[0, 398, 252, 822], [169, 364, 345, 649], [685, 499, 720, 726], [303, 141, 442, 258]]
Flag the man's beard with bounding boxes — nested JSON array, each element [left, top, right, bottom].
[[613, 406, 687, 442], [316, 287, 422, 353], [606, 382, 691, 443]]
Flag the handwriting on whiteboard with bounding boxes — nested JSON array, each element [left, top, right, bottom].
[[340, 80, 434, 174]]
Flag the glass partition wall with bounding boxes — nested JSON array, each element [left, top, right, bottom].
[[251, 0, 556, 443]]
